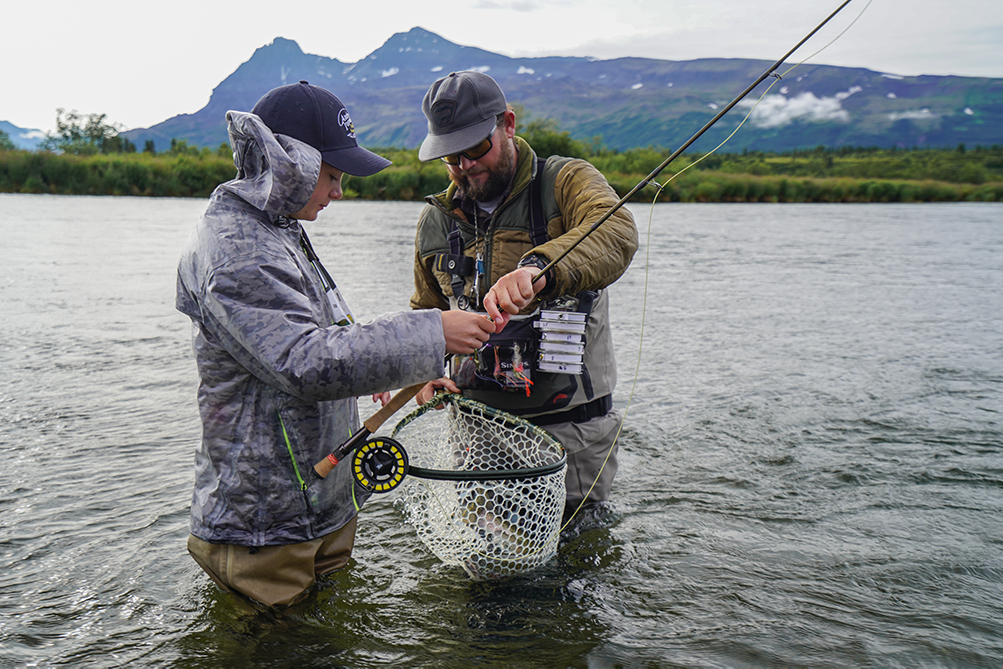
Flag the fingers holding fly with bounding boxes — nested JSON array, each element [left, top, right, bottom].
[[441, 310, 495, 355], [485, 268, 542, 324]]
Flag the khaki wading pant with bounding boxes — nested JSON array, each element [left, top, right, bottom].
[[542, 409, 621, 506], [187, 515, 357, 607]]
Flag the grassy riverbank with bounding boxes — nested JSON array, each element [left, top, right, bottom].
[[0, 150, 235, 198], [2, 145, 1001, 202]]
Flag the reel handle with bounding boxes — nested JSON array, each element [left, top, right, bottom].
[[313, 383, 424, 479]]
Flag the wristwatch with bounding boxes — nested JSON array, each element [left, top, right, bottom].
[[517, 255, 555, 296]]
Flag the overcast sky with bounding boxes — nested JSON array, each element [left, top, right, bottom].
[[2, 0, 1000, 134]]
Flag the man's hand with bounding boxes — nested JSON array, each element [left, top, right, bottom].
[[441, 310, 495, 355], [415, 377, 461, 406], [483, 267, 545, 332]]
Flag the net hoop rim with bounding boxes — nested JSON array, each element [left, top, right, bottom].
[[390, 391, 566, 482]]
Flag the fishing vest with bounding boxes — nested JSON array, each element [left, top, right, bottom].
[[433, 158, 616, 422]]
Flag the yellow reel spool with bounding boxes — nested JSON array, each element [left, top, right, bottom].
[[352, 437, 409, 493]]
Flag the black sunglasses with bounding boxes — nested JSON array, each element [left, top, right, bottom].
[[440, 134, 494, 165]]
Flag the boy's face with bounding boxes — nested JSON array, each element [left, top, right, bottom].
[[290, 162, 344, 221]]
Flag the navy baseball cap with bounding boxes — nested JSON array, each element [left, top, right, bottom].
[[252, 81, 391, 177], [419, 71, 507, 162]]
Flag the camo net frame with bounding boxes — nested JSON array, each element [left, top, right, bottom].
[[391, 393, 566, 580]]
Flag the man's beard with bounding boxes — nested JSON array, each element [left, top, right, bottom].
[[451, 138, 515, 203]]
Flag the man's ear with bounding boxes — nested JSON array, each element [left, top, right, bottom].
[[503, 110, 517, 139]]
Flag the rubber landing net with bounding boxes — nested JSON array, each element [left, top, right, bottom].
[[390, 393, 566, 580]]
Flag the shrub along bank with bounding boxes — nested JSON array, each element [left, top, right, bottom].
[[1, 145, 1001, 203]]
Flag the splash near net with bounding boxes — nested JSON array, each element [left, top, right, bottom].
[[391, 393, 566, 580]]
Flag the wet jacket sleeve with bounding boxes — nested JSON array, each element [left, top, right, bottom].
[[200, 249, 445, 403]]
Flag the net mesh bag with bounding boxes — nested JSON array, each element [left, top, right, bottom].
[[391, 393, 566, 580]]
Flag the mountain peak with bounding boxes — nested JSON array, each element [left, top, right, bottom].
[[257, 37, 306, 57], [107, 30, 1002, 154], [395, 26, 448, 46], [367, 26, 471, 62]]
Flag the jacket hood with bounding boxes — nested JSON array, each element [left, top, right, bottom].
[[220, 111, 320, 218]]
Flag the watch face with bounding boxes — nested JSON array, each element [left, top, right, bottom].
[[520, 256, 546, 269]]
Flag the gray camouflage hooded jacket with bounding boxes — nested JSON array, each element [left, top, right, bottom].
[[176, 111, 446, 546]]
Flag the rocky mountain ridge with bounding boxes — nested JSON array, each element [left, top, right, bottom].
[[6, 28, 1001, 153]]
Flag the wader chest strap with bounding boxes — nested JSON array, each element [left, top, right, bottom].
[[434, 224, 471, 301]]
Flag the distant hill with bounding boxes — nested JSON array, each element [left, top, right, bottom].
[[13, 28, 1003, 154], [0, 120, 45, 151]]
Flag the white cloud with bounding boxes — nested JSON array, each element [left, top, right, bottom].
[[834, 86, 863, 101], [740, 92, 850, 128], [888, 109, 936, 121], [517, 66, 535, 74]]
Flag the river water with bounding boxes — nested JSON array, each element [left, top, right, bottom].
[[1, 193, 1001, 667]]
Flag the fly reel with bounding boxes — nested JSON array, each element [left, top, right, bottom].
[[352, 437, 409, 493]]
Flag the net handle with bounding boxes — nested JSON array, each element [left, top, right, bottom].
[[408, 454, 567, 482]]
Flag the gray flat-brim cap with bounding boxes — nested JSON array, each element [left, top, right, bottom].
[[418, 71, 507, 162]]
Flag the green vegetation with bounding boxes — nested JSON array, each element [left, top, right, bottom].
[[594, 145, 1003, 203], [0, 130, 16, 152], [0, 150, 235, 197], [1, 111, 1001, 201], [0, 110, 237, 196], [39, 108, 137, 155]]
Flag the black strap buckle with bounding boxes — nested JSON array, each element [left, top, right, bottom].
[[434, 253, 475, 276]]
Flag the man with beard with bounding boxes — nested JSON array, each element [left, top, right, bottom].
[[410, 71, 638, 516]]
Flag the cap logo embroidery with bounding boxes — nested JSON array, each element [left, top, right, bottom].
[[432, 100, 457, 128], [338, 109, 356, 138]]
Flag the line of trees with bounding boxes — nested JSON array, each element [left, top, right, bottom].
[[5, 108, 230, 158], [37, 108, 136, 155], [2, 110, 1002, 202], [0, 110, 235, 196]]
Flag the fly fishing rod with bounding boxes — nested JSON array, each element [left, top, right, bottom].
[[532, 0, 855, 284], [314, 0, 857, 502]]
